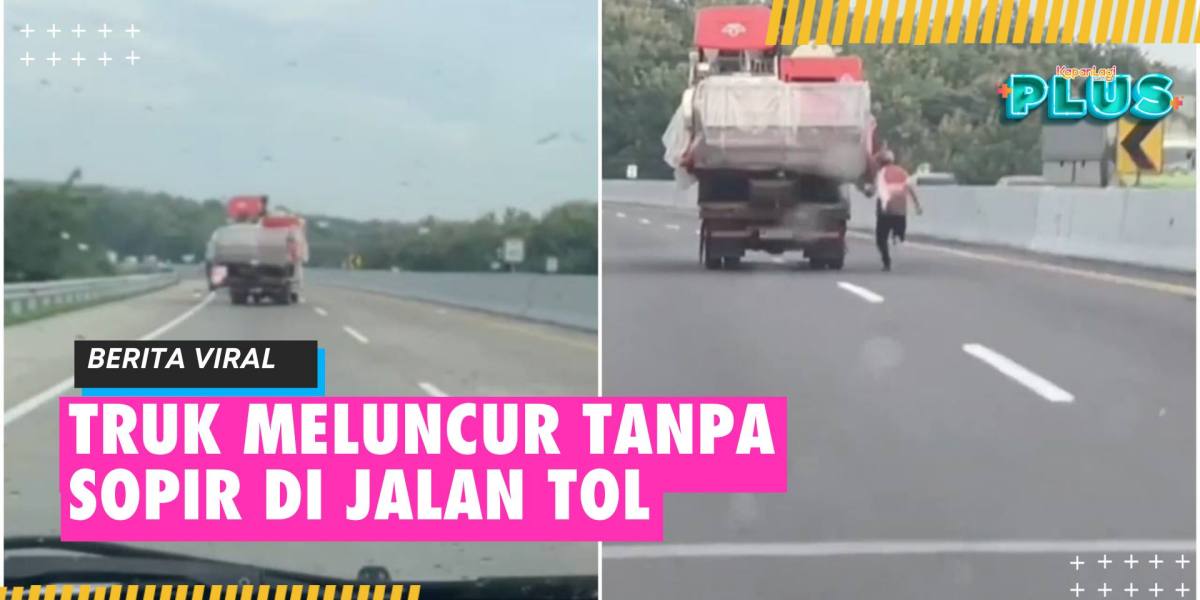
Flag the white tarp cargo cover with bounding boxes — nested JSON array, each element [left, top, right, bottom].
[[210, 223, 294, 267], [680, 76, 872, 181]]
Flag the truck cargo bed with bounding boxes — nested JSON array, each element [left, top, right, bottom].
[[689, 76, 872, 180]]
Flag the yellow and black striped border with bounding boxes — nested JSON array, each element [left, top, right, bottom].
[[766, 0, 1200, 44], [1, 586, 419, 600]]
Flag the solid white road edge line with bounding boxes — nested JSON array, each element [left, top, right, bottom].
[[5, 292, 217, 427], [342, 326, 370, 344], [837, 281, 884, 304], [962, 343, 1075, 403], [603, 540, 1195, 560], [418, 382, 448, 397], [844, 231, 1193, 297]]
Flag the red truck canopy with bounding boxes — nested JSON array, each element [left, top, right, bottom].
[[694, 5, 775, 51], [780, 56, 864, 82]]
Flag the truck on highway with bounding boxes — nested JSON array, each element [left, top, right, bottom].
[[207, 195, 307, 305], [664, 6, 878, 270]]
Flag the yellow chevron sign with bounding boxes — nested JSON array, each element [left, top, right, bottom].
[[0, 585, 420, 600], [766, 0, 1200, 44], [1117, 116, 1166, 174]]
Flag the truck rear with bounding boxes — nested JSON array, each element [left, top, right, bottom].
[[209, 211, 306, 306], [666, 7, 877, 270]]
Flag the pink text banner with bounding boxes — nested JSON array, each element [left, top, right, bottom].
[[59, 396, 787, 542]]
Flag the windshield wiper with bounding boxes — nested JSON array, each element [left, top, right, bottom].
[[5, 536, 349, 585], [5, 537, 598, 599]]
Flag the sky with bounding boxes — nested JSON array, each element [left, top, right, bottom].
[[4, 0, 599, 221]]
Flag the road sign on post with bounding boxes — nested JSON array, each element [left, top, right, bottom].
[[1117, 116, 1165, 176], [626, 164, 639, 179], [545, 256, 559, 273], [503, 238, 525, 266]]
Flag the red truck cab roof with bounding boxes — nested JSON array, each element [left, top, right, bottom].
[[227, 195, 267, 221], [694, 5, 775, 51]]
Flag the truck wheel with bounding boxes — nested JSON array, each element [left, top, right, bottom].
[[827, 255, 845, 270], [724, 257, 741, 269], [705, 256, 723, 270], [230, 290, 247, 305]]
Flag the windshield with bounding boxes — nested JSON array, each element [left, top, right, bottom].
[[5, 0, 597, 582]]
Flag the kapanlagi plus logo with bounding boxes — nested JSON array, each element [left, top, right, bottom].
[[998, 66, 1183, 121]]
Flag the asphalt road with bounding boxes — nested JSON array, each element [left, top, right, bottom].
[[4, 277, 598, 581], [601, 201, 1196, 599]]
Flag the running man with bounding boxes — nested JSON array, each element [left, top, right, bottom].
[[874, 151, 922, 271]]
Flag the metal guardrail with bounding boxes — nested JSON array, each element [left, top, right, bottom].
[[5, 271, 181, 322]]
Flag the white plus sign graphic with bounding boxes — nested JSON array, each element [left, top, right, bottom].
[[71, 52, 86, 66], [1126, 555, 1140, 568], [1099, 583, 1113, 598], [1178, 555, 1191, 569], [19, 52, 35, 66], [1072, 556, 1086, 570], [1177, 583, 1191, 597], [19, 24, 34, 38], [46, 24, 61, 38], [1153, 555, 1166, 569], [1153, 583, 1166, 598], [46, 52, 62, 67], [1071, 583, 1085, 598], [97, 24, 113, 38], [125, 51, 141, 66], [71, 24, 87, 38], [1099, 555, 1113, 569], [98, 52, 113, 66], [125, 24, 141, 38], [1127, 584, 1141, 597]]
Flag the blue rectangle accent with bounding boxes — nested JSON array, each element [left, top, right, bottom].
[[82, 348, 326, 397]]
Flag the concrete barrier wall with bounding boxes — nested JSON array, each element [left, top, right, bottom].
[[305, 269, 597, 332], [607, 179, 1195, 272]]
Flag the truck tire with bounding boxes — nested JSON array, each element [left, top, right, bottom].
[[827, 255, 845, 270], [230, 289, 247, 305], [275, 287, 293, 305]]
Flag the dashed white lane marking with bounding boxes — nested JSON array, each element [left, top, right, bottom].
[[342, 326, 370, 344], [5, 292, 216, 427], [418, 381, 448, 397], [313, 307, 328, 317], [603, 540, 1195, 560], [962, 343, 1075, 403], [639, 218, 652, 225], [616, 212, 627, 218], [837, 281, 884, 304], [665, 224, 681, 231]]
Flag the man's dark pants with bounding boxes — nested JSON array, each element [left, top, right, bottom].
[[875, 211, 907, 268]]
